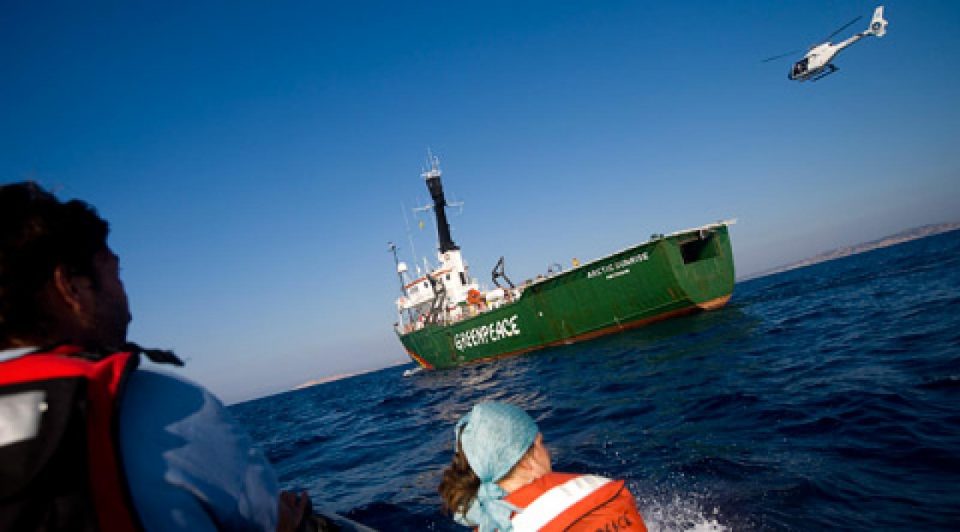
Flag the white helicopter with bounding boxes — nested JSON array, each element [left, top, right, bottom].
[[765, 6, 888, 82]]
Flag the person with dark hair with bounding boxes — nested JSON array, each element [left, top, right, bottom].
[[0, 182, 312, 531], [439, 401, 647, 532]]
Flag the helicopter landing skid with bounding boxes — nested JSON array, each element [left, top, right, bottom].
[[810, 64, 838, 82]]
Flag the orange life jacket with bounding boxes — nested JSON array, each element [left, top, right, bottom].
[[504, 472, 647, 532], [0, 345, 142, 531]]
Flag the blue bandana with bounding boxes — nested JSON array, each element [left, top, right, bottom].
[[454, 401, 539, 532]]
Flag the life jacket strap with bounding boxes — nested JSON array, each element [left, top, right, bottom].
[[511, 474, 612, 531]]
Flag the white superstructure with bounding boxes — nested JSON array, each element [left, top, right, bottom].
[[392, 156, 517, 332]]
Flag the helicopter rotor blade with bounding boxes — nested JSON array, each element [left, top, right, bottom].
[[762, 50, 801, 63], [820, 15, 863, 43]]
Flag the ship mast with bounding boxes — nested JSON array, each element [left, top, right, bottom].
[[387, 242, 404, 294], [422, 153, 459, 253]]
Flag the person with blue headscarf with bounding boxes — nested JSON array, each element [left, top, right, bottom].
[[438, 401, 647, 532]]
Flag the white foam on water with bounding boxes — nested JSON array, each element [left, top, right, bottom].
[[638, 493, 728, 532], [402, 367, 423, 377]]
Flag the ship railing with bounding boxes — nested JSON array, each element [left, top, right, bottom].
[[400, 294, 524, 331]]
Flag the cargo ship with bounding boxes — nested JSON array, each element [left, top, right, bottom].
[[391, 156, 735, 370]]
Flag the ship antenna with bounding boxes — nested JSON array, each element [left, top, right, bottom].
[[388, 242, 405, 295], [412, 195, 438, 254], [400, 202, 422, 276], [447, 192, 464, 215]]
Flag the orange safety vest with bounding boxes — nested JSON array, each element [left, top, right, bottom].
[[504, 472, 647, 532], [0, 345, 142, 531]]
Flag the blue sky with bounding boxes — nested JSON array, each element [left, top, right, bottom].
[[3, 1, 958, 402]]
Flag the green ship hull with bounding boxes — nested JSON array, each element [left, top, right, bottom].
[[398, 223, 735, 369]]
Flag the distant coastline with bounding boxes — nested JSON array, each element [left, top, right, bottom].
[[294, 223, 960, 388], [292, 359, 410, 390], [742, 222, 960, 281]]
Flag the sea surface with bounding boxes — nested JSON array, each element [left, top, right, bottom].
[[232, 230, 960, 531]]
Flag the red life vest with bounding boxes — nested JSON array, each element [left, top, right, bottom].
[[0, 345, 142, 531], [504, 472, 647, 532]]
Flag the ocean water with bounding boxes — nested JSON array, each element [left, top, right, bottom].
[[232, 230, 960, 531]]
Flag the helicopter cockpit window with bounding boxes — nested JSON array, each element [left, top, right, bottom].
[[792, 58, 808, 77]]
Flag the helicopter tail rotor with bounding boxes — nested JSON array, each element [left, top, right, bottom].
[[866, 6, 888, 38]]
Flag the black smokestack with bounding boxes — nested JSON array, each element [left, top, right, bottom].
[[424, 166, 459, 253]]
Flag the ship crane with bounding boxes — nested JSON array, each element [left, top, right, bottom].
[[492, 256, 516, 289], [425, 276, 447, 325]]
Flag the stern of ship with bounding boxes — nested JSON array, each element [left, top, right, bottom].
[[663, 224, 735, 310]]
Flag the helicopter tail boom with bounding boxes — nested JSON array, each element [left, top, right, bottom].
[[866, 6, 888, 38]]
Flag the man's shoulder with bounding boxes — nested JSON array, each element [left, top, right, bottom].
[[119, 368, 280, 531], [121, 367, 229, 429], [125, 366, 212, 396]]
